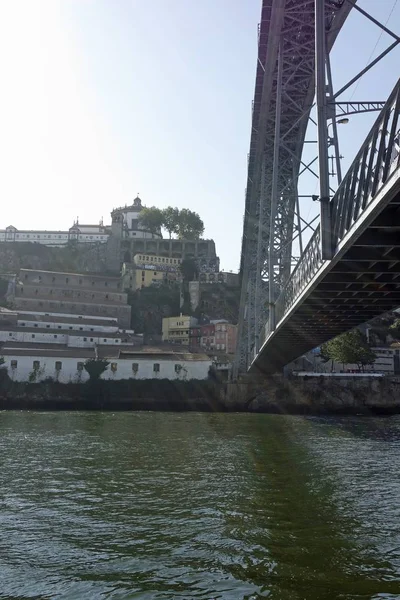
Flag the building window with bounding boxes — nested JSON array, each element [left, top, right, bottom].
[[65, 277, 69, 283], [33, 360, 40, 369], [114, 339, 119, 343], [90, 338, 93, 342], [46, 324, 50, 328], [55, 361, 62, 371], [77, 362, 84, 371], [21, 323, 25, 326], [69, 326, 73, 330], [83, 337, 87, 342], [103, 339, 107, 342], [79, 327, 83, 331], [8, 332, 12, 337], [174, 364, 182, 373], [153, 363, 160, 373], [111, 362, 117, 372], [132, 363, 139, 373], [32, 334, 35, 338], [58, 326, 61, 329], [11, 360, 17, 369], [34, 323, 38, 328]]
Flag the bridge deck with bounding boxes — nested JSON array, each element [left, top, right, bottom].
[[252, 80, 400, 374]]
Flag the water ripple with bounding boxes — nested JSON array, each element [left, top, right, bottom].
[[0, 412, 400, 599]]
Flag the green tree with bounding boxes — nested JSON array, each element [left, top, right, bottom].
[[319, 344, 330, 363], [176, 209, 204, 239], [180, 258, 199, 282], [390, 319, 400, 339], [322, 329, 376, 372], [162, 206, 180, 238], [128, 283, 180, 336], [84, 359, 109, 381], [138, 207, 163, 235], [0, 356, 10, 389]]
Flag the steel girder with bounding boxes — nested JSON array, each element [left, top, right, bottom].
[[234, 0, 355, 376]]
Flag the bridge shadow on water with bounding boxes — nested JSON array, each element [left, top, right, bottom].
[[210, 414, 400, 599]]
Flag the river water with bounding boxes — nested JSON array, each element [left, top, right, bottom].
[[1, 412, 400, 599]]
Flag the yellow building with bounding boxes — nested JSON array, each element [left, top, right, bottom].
[[162, 315, 198, 345], [122, 263, 166, 291]]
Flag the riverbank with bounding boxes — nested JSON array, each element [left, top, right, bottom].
[[225, 375, 400, 415], [0, 375, 400, 413]]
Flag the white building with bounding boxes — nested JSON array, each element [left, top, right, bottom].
[[111, 196, 162, 240], [0, 196, 161, 247], [0, 307, 139, 349], [0, 223, 109, 247], [1, 347, 212, 383]]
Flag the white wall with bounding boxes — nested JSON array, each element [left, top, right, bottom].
[[0, 330, 68, 345], [3, 355, 211, 383], [68, 335, 122, 348], [17, 319, 119, 333], [18, 310, 118, 323], [0, 231, 109, 245], [0, 328, 125, 348]]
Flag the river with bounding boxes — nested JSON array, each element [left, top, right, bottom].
[[0, 412, 400, 599]]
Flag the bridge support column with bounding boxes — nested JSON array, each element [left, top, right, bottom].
[[268, 42, 284, 332], [315, 0, 333, 260]]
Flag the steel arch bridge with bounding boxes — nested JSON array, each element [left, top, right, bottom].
[[235, 0, 400, 376]]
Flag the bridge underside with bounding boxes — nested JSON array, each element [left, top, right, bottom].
[[251, 183, 400, 375]]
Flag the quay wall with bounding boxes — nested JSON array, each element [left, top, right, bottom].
[[0, 373, 399, 413]]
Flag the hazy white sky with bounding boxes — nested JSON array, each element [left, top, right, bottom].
[[0, 0, 400, 271]]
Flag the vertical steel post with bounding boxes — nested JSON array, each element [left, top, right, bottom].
[[268, 42, 283, 332], [247, 279, 253, 368], [295, 191, 303, 255], [254, 156, 266, 353], [326, 53, 342, 185], [315, 0, 332, 259]]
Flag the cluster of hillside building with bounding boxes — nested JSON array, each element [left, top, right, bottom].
[[0, 196, 241, 383], [0, 268, 218, 383]]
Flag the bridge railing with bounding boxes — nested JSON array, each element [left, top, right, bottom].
[[331, 78, 400, 246], [262, 78, 400, 337], [275, 227, 322, 326]]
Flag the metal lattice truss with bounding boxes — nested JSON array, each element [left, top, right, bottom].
[[333, 101, 386, 117], [235, 0, 355, 375]]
